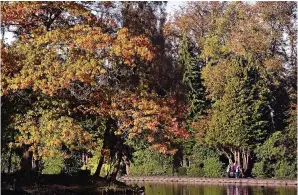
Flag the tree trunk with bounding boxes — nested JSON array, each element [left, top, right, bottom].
[[20, 148, 33, 181], [232, 150, 237, 163], [237, 150, 240, 165], [93, 117, 116, 177], [125, 162, 130, 176], [82, 153, 85, 165], [246, 152, 250, 170], [8, 148, 13, 173], [8, 129, 15, 173], [93, 149, 105, 176], [35, 158, 40, 173], [122, 155, 130, 176], [242, 151, 247, 171], [221, 148, 233, 165], [172, 146, 183, 173], [245, 151, 251, 176], [20, 150, 32, 171], [110, 152, 122, 182]]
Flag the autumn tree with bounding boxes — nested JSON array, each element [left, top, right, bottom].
[[1, 1, 189, 179]]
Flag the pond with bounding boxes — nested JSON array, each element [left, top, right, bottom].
[[128, 182, 297, 195]]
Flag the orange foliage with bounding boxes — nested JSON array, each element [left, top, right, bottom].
[[2, 2, 188, 156]]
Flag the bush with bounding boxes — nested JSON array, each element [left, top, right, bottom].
[[130, 149, 172, 176], [42, 156, 64, 174], [177, 167, 187, 176], [253, 131, 297, 179], [62, 152, 83, 175], [187, 166, 204, 177], [189, 145, 219, 167], [252, 161, 266, 178], [100, 164, 112, 177], [203, 157, 223, 177], [85, 151, 101, 175], [1, 150, 21, 173], [274, 160, 296, 179]]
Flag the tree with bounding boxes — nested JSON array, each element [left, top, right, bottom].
[[1, 2, 189, 179], [199, 56, 272, 176], [2, 1, 296, 180], [172, 2, 297, 177], [170, 32, 208, 171], [179, 33, 206, 121]]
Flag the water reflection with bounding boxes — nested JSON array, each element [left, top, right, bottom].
[[128, 182, 297, 195]]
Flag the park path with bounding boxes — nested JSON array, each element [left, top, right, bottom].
[[120, 176, 297, 186]]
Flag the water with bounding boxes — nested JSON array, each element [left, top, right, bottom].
[[128, 182, 297, 195]]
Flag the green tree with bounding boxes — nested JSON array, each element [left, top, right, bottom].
[[253, 131, 297, 179], [179, 33, 207, 121], [200, 55, 272, 175]]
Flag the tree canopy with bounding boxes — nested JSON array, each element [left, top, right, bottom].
[[1, 1, 296, 179]]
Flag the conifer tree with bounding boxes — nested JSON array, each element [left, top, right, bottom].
[[174, 33, 208, 168], [202, 55, 272, 175], [179, 33, 207, 122]]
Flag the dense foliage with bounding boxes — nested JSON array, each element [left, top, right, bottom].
[[130, 149, 173, 176], [1, 2, 296, 179]]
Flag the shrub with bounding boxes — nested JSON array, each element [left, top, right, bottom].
[[100, 164, 112, 177], [1, 150, 21, 173], [130, 149, 172, 176], [62, 152, 83, 175], [252, 161, 266, 178], [189, 145, 219, 167], [187, 166, 204, 177], [253, 131, 296, 179], [42, 156, 64, 174], [274, 160, 296, 179], [177, 167, 187, 176], [85, 151, 101, 175], [203, 157, 224, 177]]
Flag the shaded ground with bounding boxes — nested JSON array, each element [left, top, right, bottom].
[[2, 173, 144, 195]]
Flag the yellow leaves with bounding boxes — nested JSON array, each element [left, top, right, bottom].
[[263, 58, 284, 72], [2, 25, 154, 96], [54, 139, 62, 146], [11, 103, 94, 160], [128, 133, 136, 139], [113, 28, 154, 66], [202, 60, 229, 100], [147, 135, 154, 143], [111, 102, 117, 108], [33, 153, 38, 160], [149, 144, 176, 154]]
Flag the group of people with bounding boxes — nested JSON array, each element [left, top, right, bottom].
[[226, 162, 240, 178]]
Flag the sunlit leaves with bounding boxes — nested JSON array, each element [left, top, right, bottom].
[[10, 99, 94, 160], [1, 2, 94, 34], [2, 25, 154, 96], [77, 90, 189, 154], [200, 56, 271, 151]]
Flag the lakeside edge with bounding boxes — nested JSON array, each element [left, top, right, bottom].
[[120, 176, 297, 186]]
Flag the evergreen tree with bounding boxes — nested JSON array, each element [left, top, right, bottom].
[[173, 33, 209, 170], [179, 33, 207, 121], [201, 55, 272, 176]]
